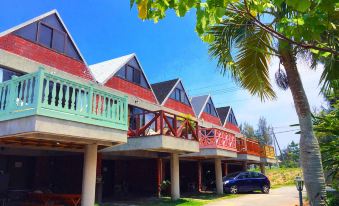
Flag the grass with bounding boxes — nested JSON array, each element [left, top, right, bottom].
[[250, 167, 302, 186], [98, 193, 240, 206]]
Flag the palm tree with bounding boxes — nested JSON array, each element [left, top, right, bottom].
[[208, 3, 337, 206]]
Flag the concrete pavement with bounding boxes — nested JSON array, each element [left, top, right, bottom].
[[206, 186, 303, 206]]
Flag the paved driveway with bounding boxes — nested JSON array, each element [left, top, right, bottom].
[[206, 186, 303, 206]]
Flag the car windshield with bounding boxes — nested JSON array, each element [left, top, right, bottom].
[[223, 172, 241, 180]]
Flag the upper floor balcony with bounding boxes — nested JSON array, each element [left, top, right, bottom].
[[0, 68, 128, 148], [107, 109, 200, 153], [199, 128, 237, 152], [260, 145, 276, 159], [236, 137, 261, 162]]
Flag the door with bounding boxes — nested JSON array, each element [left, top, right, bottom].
[[236, 172, 253, 191]]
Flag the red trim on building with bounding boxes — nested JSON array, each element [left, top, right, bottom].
[[200, 112, 222, 126], [0, 34, 93, 81], [163, 98, 195, 116], [224, 122, 240, 133], [105, 76, 157, 104]]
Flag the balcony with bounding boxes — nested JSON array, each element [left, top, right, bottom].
[[184, 127, 238, 158], [260, 145, 276, 163], [0, 68, 128, 147], [199, 128, 237, 151], [106, 110, 200, 153], [236, 137, 261, 162]]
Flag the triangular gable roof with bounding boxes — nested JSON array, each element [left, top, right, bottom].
[[191, 95, 220, 118], [0, 9, 87, 65], [217, 106, 238, 126], [89, 53, 135, 84], [89, 53, 158, 103], [217, 106, 231, 125], [151, 79, 179, 105], [151, 79, 192, 107]]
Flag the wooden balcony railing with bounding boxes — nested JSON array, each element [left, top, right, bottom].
[[260, 145, 275, 159], [199, 128, 237, 151], [236, 137, 261, 156], [0, 68, 128, 130], [128, 110, 199, 141]]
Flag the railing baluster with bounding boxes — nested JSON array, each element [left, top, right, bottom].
[[71, 87, 76, 111], [43, 78, 50, 106], [28, 77, 34, 104], [58, 83, 64, 110], [64, 85, 69, 110]]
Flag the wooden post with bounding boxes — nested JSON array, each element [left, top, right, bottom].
[[160, 111, 164, 135], [198, 161, 202, 192], [224, 163, 228, 176], [96, 153, 103, 203], [157, 158, 163, 197]]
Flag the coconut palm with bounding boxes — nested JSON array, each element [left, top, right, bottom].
[[131, 0, 338, 205], [208, 3, 337, 206]]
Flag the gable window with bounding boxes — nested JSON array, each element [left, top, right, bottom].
[[115, 64, 150, 89], [204, 99, 217, 116], [14, 14, 81, 61], [170, 84, 190, 105], [38, 24, 53, 47], [227, 112, 238, 126]]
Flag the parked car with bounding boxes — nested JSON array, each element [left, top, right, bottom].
[[223, 171, 270, 194]]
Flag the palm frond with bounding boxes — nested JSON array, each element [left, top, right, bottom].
[[208, 9, 276, 101], [320, 55, 339, 96], [236, 27, 276, 100]]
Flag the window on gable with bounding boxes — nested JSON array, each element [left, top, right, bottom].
[[38, 24, 53, 47], [227, 112, 238, 126], [204, 99, 217, 116], [52, 29, 66, 53], [170, 84, 190, 105], [13, 14, 82, 61], [114, 64, 150, 89]]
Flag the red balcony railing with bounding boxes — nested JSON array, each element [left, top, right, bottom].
[[236, 137, 261, 156], [260, 145, 275, 159], [199, 128, 237, 151], [128, 110, 199, 141]]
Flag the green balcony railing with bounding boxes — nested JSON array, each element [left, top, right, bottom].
[[0, 68, 128, 130]]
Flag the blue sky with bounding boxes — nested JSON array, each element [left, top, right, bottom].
[[0, 0, 326, 149]]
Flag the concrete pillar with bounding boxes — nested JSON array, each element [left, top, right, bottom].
[[242, 161, 248, 171], [170, 153, 180, 200], [260, 163, 266, 175], [198, 161, 202, 192], [81, 144, 98, 206], [214, 158, 223, 195]]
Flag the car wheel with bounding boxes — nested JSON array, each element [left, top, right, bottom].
[[261, 185, 270, 194], [230, 185, 238, 194]]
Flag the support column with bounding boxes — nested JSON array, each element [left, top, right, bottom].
[[242, 161, 248, 171], [260, 163, 266, 175], [198, 161, 202, 192], [214, 158, 223, 195], [157, 158, 163, 197], [81, 144, 98, 206], [170, 153, 180, 200]]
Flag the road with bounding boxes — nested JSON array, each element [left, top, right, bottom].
[[206, 186, 303, 206]]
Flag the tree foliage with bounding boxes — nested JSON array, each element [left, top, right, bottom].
[[280, 141, 301, 168], [131, 0, 338, 98], [313, 98, 339, 187]]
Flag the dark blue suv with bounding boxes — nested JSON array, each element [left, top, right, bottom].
[[223, 171, 270, 194]]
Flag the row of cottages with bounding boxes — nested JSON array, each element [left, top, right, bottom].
[[0, 10, 276, 206]]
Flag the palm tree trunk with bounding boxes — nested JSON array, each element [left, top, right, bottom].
[[279, 42, 326, 206]]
